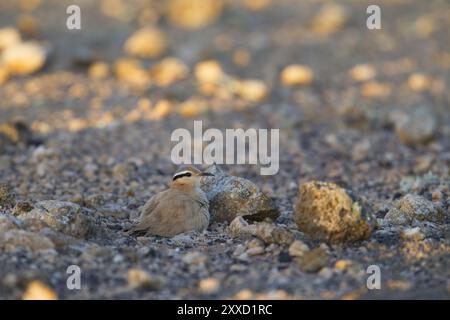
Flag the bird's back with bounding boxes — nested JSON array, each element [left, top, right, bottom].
[[129, 188, 209, 237]]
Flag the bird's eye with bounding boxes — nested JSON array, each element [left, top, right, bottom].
[[185, 172, 192, 177]]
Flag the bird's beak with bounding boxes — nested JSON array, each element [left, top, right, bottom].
[[200, 172, 214, 177]]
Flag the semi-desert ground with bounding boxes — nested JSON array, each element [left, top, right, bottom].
[[0, 0, 449, 299]]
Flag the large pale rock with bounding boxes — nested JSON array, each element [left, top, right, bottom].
[[201, 164, 279, 223], [17, 200, 95, 238], [294, 181, 376, 244]]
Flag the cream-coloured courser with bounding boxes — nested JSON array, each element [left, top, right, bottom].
[[127, 166, 213, 237]]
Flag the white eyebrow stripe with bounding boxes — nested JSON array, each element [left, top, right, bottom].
[[173, 171, 192, 179]]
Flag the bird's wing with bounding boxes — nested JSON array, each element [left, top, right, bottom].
[[138, 189, 170, 219], [125, 190, 168, 236], [128, 190, 191, 237]]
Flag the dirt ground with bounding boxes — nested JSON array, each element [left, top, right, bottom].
[[0, 0, 449, 299]]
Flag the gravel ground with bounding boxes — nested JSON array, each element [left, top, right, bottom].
[[0, 0, 449, 300]]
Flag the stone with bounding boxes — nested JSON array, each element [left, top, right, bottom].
[[83, 194, 107, 209], [88, 61, 110, 79], [0, 183, 16, 208], [232, 244, 246, 257], [361, 81, 391, 98], [228, 216, 256, 237], [334, 259, 352, 270], [124, 27, 167, 58], [349, 64, 376, 82], [255, 222, 294, 245], [31, 146, 59, 161], [0, 214, 20, 232], [194, 60, 224, 84], [145, 99, 172, 120], [246, 238, 264, 249], [168, 0, 224, 29], [19, 217, 50, 233], [127, 268, 165, 290], [288, 240, 309, 257], [177, 97, 209, 117], [83, 163, 98, 178], [17, 200, 95, 238], [22, 280, 57, 300], [246, 246, 265, 256], [401, 227, 425, 241], [201, 164, 279, 223], [0, 230, 54, 252], [297, 247, 329, 273], [2, 273, 18, 288], [0, 27, 21, 50], [408, 73, 431, 92], [198, 277, 220, 294], [351, 139, 371, 161], [280, 64, 313, 86], [293, 181, 376, 244], [114, 58, 151, 88], [312, 3, 347, 36], [38, 228, 80, 249], [1, 41, 46, 75], [236, 79, 268, 102], [80, 244, 112, 261], [113, 163, 137, 180], [384, 194, 445, 225], [240, 239, 265, 258], [182, 251, 207, 266], [95, 204, 129, 219], [151, 57, 188, 86], [393, 107, 437, 145]]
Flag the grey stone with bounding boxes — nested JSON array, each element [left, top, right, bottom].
[[385, 194, 446, 225], [17, 200, 96, 238], [201, 164, 279, 223]]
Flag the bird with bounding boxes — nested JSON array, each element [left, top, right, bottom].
[[126, 165, 214, 237]]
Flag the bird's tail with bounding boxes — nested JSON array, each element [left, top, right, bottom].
[[123, 225, 144, 237]]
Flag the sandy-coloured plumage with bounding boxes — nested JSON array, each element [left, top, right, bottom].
[[127, 165, 213, 237]]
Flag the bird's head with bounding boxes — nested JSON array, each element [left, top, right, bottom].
[[171, 165, 214, 188]]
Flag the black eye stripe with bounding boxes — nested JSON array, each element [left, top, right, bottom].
[[172, 172, 192, 181]]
